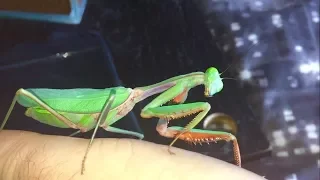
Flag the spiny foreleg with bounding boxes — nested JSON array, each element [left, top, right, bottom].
[[156, 119, 241, 167], [140, 83, 241, 166], [143, 102, 211, 148]]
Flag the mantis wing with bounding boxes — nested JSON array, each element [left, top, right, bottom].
[[17, 87, 131, 113]]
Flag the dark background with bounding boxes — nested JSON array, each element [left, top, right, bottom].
[[0, 0, 319, 179]]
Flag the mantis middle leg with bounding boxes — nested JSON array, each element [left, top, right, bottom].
[[81, 91, 115, 174]]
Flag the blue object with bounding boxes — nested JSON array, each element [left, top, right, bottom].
[[0, 0, 87, 24]]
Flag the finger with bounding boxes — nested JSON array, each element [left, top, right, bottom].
[[0, 130, 266, 180]]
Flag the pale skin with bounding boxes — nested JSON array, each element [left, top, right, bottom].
[[0, 130, 266, 180]]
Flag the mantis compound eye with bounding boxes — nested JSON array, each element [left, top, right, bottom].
[[203, 112, 238, 135]]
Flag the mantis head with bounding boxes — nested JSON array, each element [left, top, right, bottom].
[[204, 67, 223, 97]]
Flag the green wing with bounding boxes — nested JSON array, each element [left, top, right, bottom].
[[17, 87, 131, 113]]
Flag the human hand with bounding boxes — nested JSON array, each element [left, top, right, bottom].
[[0, 130, 266, 180]]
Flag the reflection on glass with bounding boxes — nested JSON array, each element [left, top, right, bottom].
[[203, 112, 238, 135]]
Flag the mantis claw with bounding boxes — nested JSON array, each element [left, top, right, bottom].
[[167, 145, 176, 155]]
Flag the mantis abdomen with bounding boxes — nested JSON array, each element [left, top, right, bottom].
[[25, 107, 98, 129], [17, 87, 131, 113]]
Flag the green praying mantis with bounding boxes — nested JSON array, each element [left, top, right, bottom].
[[0, 67, 241, 175]]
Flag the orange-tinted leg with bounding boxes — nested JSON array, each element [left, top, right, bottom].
[[147, 86, 241, 166], [156, 119, 241, 167]]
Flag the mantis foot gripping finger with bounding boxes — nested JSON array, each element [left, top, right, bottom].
[[103, 126, 144, 139]]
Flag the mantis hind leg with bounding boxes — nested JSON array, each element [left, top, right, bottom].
[[0, 88, 83, 131], [0, 91, 19, 130]]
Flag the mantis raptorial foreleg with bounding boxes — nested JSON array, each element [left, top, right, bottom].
[[146, 102, 210, 151], [139, 74, 241, 166], [157, 119, 241, 166], [141, 81, 210, 150]]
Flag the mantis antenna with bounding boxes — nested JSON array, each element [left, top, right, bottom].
[[219, 64, 232, 76], [222, 77, 238, 81]]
